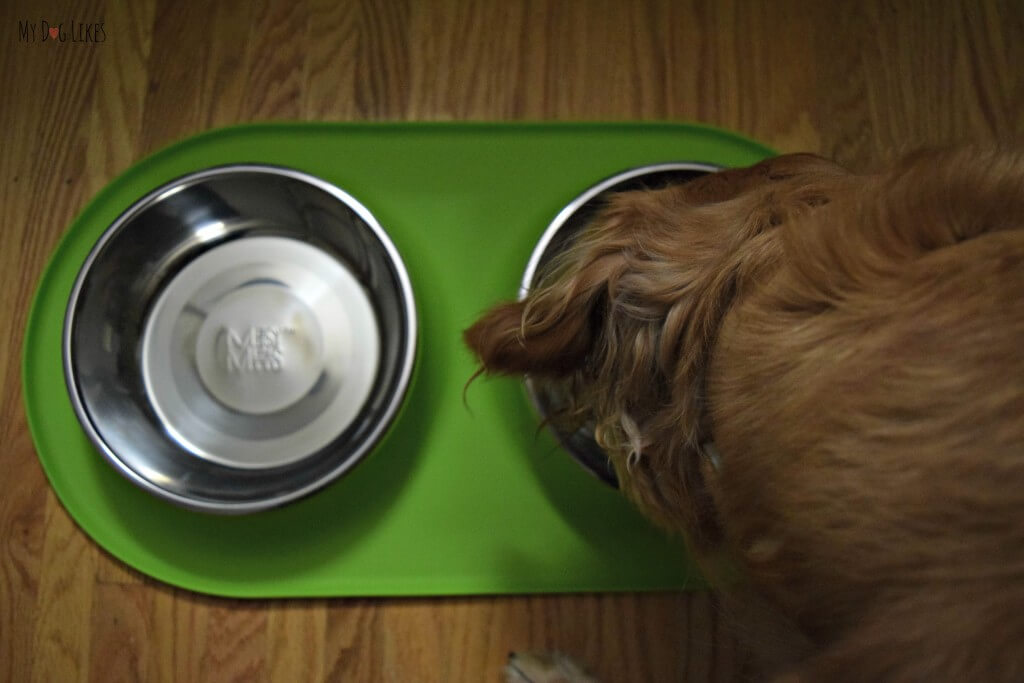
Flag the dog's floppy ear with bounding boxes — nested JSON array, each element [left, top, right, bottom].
[[462, 285, 599, 378], [463, 229, 629, 379]]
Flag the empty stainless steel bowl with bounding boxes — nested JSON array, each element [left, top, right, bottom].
[[64, 165, 417, 513], [521, 162, 720, 487]]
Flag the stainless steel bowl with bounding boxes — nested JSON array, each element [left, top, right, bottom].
[[64, 165, 417, 513], [521, 162, 720, 487]]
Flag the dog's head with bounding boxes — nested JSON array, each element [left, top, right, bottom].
[[464, 153, 849, 551]]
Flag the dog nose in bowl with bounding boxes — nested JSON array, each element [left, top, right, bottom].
[[521, 162, 721, 487]]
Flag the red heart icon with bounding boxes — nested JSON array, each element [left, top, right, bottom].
[[48, 26, 58, 39]]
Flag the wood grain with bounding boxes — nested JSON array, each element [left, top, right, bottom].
[[2, 1, 1023, 681]]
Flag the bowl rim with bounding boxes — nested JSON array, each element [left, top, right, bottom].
[[520, 161, 721, 299], [63, 163, 418, 513]]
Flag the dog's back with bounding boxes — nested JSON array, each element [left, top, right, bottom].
[[711, 149, 1024, 680]]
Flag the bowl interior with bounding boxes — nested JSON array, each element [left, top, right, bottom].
[[65, 166, 416, 512]]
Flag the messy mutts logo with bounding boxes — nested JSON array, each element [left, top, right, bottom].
[[225, 326, 292, 373], [18, 19, 106, 43]]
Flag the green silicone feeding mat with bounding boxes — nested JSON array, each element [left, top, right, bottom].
[[23, 122, 772, 598]]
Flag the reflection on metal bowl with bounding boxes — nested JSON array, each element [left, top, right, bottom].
[[64, 165, 417, 513]]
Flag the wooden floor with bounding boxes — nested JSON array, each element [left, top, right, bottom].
[[1, 1, 1021, 681]]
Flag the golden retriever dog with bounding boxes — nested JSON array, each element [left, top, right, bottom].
[[464, 149, 1024, 682]]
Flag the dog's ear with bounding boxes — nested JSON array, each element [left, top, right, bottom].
[[464, 213, 637, 379], [462, 295, 595, 377]]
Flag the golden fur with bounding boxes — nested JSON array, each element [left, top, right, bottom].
[[465, 149, 1024, 681]]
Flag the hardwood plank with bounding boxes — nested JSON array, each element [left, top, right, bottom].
[[0, 406, 48, 683], [194, 0, 257, 128], [438, 598, 514, 681], [30, 498, 98, 683], [322, 599, 384, 681], [137, 0, 217, 153], [352, 0, 411, 119], [504, 594, 699, 683], [363, 598, 466, 682], [199, 601, 269, 683], [149, 588, 209, 683], [2, 3, 104, 683], [406, 0, 529, 119], [240, 0, 306, 121], [302, 0, 359, 120], [0, 5, 103, 390], [84, 0, 156, 195], [88, 584, 151, 682], [962, 1, 1022, 138], [267, 600, 327, 683]]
